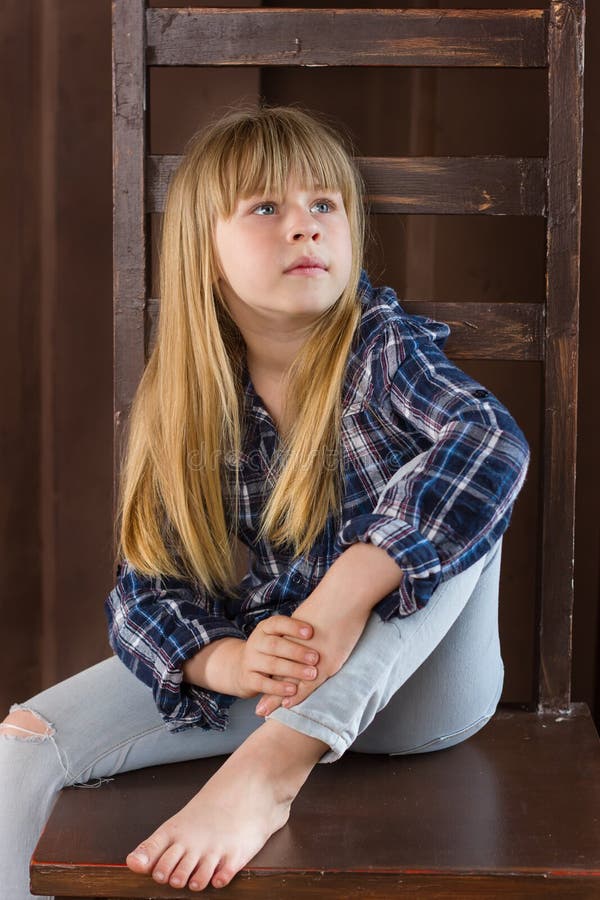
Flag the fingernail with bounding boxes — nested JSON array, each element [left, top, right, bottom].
[[256, 704, 266, 715], [282, 698, 291, 707], [300, 627, 311, 637]]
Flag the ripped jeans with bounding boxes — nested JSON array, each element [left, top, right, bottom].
[[1, 524, 504, 898]]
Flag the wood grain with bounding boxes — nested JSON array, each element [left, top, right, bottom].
[[146, 8, 548, 68], [147, 155, 547, 216]]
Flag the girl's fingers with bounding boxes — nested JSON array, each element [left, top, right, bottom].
[[260, 654, 318, 682], [265, 635, 320, 667], [261, 615, 315, 643], [255, 674, 298, 716], [277, 669, 327, 711], [253, 673, 300, 698], [256, 677, 317, 717], [255, 694, 283, 717]]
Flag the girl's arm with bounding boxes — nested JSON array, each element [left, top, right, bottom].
[[255, 542, 403, 717], [106, 563, 321, 730], [182, 614, 320, 700], [105, 562, 248, 733], [333, 316, 531, 620]]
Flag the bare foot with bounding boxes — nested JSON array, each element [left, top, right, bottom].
[[126, 719, 328, 891]]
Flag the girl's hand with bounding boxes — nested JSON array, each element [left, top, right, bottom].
[[254, 590, 371, 717], [233, 614, 320, 701]]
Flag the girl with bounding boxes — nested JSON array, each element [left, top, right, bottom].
[[0, 104, 530, 897]]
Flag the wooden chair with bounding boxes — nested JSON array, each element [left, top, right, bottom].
[[31, 2, 599, 897]]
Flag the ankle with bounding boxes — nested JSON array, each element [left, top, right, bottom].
[[262, 718, 329, 765], [242, 719, 328, 801]]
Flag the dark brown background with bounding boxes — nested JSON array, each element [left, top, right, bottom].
[[2, 1, 597, 725]]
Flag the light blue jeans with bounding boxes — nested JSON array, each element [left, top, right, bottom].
[[0, 482, 504, 900]]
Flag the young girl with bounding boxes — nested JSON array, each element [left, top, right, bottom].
[[0, 105, 530, 897]]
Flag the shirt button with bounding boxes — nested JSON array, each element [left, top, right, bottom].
[[292, 574, 302, 584], [473, 389, 489, 398]]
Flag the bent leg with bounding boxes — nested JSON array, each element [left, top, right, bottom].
[[267, 534, 504, 764], [352, 532, 504, 756], [0, 655, 265, 900]]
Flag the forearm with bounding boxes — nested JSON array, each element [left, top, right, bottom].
[[182, 637, 245, 696], [255, 543, 405, 718], [308, 541, 404, 614]]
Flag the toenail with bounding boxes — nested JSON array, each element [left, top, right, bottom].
[[171, 877, 182, 886], [214, 877, 225, 887], [154, 871, 165, 881], [131, 850, 148, 864]]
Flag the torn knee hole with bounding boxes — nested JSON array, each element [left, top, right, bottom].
[[0, 708, 55, 740]]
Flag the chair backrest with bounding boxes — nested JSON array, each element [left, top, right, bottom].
[[112, 0, 585, 716]]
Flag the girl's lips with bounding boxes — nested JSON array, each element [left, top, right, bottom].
[[285, 265, 328, 275], [284, 255, 328, 273]]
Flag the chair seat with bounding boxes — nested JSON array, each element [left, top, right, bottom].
[[30, 703, 600, 899]]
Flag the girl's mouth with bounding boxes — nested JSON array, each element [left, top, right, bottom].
[[284, 256, 328, 274]]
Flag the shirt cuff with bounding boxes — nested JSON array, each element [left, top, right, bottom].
[[163, 617, 248, 733], [333, 513, 443, 619], [162, 682, 239, 734], [107, 613, 246, 734]]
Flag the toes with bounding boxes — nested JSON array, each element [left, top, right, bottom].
[[188, 856, 221, 892], [168, 851, 202, 889], [126, 831, 172, 873], [211, 859, 237, 889], [150, 842, 185, 884]]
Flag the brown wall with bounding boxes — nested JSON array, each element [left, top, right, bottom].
[[2, 0, 598, 725], [1, 0, 114, 706]]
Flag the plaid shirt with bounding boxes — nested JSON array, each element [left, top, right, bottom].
[[105, 269, 531, 734]]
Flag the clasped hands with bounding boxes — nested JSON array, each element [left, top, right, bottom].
[[234, 587, 372, 719]]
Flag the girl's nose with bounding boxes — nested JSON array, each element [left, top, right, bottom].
[[287, 211, 321, 242]]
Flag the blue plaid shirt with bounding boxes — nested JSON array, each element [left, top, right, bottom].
[[105, 269, 531, 734]]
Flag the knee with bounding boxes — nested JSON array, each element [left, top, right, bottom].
[[0, 708, 54, 741]]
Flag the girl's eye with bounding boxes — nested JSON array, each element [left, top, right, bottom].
[[253, 202, 277, 216], [311, 199, 335, 213]]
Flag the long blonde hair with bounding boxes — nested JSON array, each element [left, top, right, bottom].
[[115, 104, 367, 596]]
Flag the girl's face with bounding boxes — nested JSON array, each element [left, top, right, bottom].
[[214, 177, 353, 330]]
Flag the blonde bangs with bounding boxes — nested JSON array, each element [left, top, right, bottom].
[[208, 112, 359, 220]]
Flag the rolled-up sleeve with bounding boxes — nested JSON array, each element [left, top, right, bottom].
[[104, 562, 247, 733], [334, 318, 531, 620]]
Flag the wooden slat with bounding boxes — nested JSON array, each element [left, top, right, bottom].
[[404, 301, 543, 361], [31, 707, 600, 898], [112, 0, 147, 515], [147, 155, 547, 217], [146, 8, 548, 68], [538, 0, 585, 713], [145, 298, 543, 363]]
